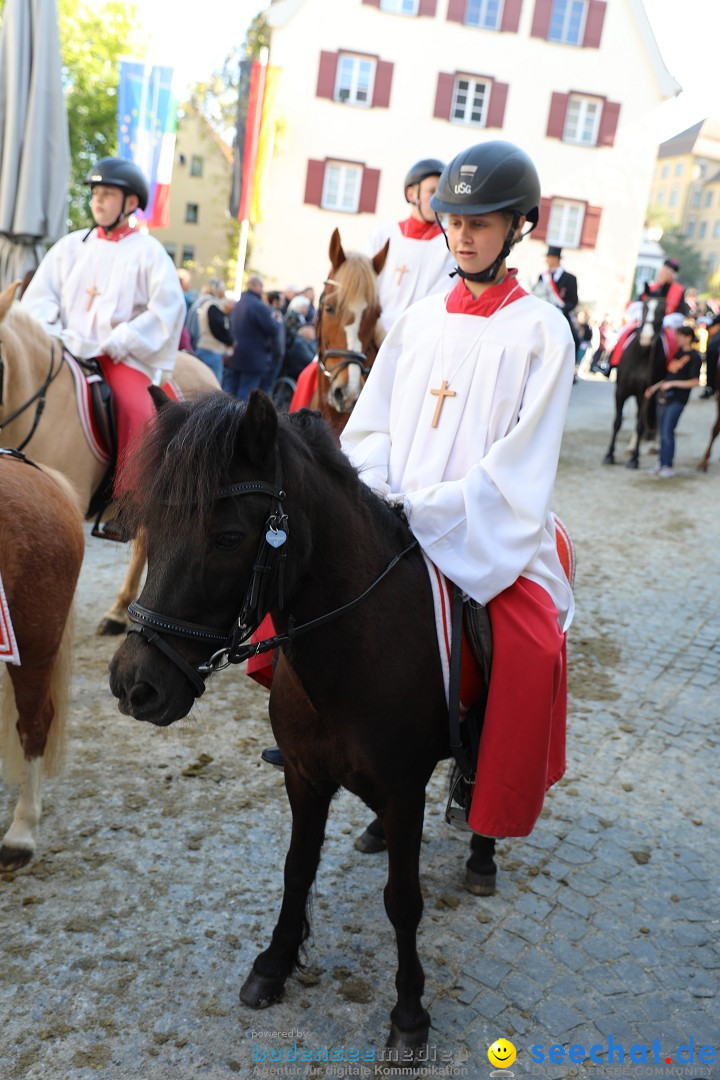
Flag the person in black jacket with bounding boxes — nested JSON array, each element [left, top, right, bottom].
[[224, 275, 281, 401], [535, 246, 580, 351], [699, 313, 720, 398]]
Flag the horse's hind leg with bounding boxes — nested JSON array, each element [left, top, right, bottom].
[[381, 792, 430, 1058], [465, 835, 497, 895], [0, 668, 54, 870], [697, 408, 720, 471], [97, 530, 147, 636], [240, 766, 336, 1008]]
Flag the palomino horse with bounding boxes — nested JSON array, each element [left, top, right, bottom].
[[0, 281, 220, 634], [109, 390, 483, 1057], [0, 451, 84, 870], [310, 227, 388, 439], [697, 393, 720, 471], [603, 295, 668, 468]]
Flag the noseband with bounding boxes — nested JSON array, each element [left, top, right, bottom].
[[126, 447, 417, 698]]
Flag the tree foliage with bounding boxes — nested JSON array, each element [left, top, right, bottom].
[[659, 227, 706, 290]]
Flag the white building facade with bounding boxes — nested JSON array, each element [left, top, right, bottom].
[[255, 0, 678, 316]]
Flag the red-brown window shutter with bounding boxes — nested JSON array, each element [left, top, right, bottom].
[[447, 0, 467, 23], [359, 168, 381, 213], [304, 160, 325, 206], [418, 0, 438, 14], [598, 100, 620, 146], [434, 72, 455, 120], [486, 82, 508, 128], [583, 0, 606, 47], [530, 0, 553, 38], [362, 0, 381, 6], [534, 197, 553, 242], [546, 92, 569, 138], [373, 61, 394, 108], [580, 204, 602, 247], [316, 52, 338, 100], [501, 0, 523, 32]]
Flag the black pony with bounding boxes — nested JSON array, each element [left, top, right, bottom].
[[603, 295, 668, 468], [109, 389, 494, 1058]]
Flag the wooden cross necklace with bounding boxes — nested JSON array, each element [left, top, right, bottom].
[[430, 280, 521, 427]]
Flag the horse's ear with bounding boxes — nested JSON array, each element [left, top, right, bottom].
[[373, 238, 390, 277], [240, 389, 278, 467], [148, 385, 172, 412], [329, 227, 345, 268], [0, 280, 23, 323]]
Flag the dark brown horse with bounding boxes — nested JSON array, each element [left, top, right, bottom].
[[310, 227, 388, 440], [109, 389, 485, 1058], [603, 295, 668, 468], [0, 452, 85, 869], [697, 393, 720, 471]]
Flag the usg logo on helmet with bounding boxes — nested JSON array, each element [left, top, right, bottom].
[[454, 182, 473, 195]]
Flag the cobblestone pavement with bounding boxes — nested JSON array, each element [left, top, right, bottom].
[[0, 377, 718, 1080]]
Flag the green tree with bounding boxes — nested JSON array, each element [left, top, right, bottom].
[[58, 0, 143, 229], [659, 227, 706, 290]]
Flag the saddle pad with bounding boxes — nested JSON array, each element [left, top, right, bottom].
[[64, 351, 111, 464], [0, 572, 20, 665]]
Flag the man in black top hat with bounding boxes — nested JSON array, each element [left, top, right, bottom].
[[535, 245, 580, 357], [639, 257, 689, 326]]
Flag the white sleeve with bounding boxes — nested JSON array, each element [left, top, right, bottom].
[[101, 245, 185, 368], [20, 243, 65, 338]]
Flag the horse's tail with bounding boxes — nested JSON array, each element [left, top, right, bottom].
[[0, 601, 75, 785]]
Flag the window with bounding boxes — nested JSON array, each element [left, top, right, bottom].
[[661, 164, 669, 179], [163, 243, 177, 263], [691, 188, 702, 209], [547, 199, 585, 247], [669, 188, 679, 208], [335, 55, 375, 106], [714, 221, 720, 238], [190, 156, 203, 177], [657, 190, 665, 206], [322, 162, 363, 212], [185, 203, 199, 223], [380, 0, 418, 12], [704, 191, 713, 208], [563, 95, 601, 145], [548, 0, 586, 45], [687, 217, 696, 238], [675, 162, 683, 177], [699, 221, 708, 239], [465, 0, 502, 30], [181, 246, 195, 264], [452, 76, 490, 125], [699, 161, 707, 179]]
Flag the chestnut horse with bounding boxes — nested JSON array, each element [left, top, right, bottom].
[[0, 451, 84, 870], [109, 390, 475, 1059], [0, 281, 220, 634], [309, 227, 388, 440]]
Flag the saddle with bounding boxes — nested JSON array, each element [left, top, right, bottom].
[[71, 356, 120, 538]]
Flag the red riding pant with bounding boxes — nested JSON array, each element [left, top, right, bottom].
[[97, 356, 163, 495]]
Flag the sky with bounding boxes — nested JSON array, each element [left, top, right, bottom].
[[135, 0, 720, 143]]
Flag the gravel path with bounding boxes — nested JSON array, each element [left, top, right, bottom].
[[1, 376, 718, 1080]]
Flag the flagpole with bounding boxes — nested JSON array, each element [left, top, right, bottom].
[[235, 47, 268, 290]]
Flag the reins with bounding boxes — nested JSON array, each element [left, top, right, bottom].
[[126, 445, 417, 698], [0, 337, 66, 451]]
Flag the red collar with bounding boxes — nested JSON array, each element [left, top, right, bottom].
[[398, 216, 442, 241], [96, 223, 138, 243], [446, 270, 527, 316]]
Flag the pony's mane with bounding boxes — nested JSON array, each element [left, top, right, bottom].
[[121, 393, 365, 539], [330, 252, 379, 321]]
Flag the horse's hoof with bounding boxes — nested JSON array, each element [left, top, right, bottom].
[[354, 827, 387, 854], [465, 867, 497, 896], [0, 844, 33, 871], [97, 617, 127, 636], [602, 454, 614, 465], [697, 462, 708, 472], [239, 969, 286, 1009], [626, 459, 639, 470], [381, 1020, 430, 1068]]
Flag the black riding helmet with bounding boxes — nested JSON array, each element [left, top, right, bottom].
[[430, 141, 541, 283], [404, 158, 446, 197], [84, 157, 150, 211]]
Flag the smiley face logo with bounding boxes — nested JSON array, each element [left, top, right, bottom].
[[488, 1039, 517, 1069]]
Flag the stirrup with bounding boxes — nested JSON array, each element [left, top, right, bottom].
[[445, 769, 474, 831]]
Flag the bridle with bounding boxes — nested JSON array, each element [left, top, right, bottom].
[[126, 446, 417, 698], [0, 337, 66, 452], [316, 277, 374, 399]]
